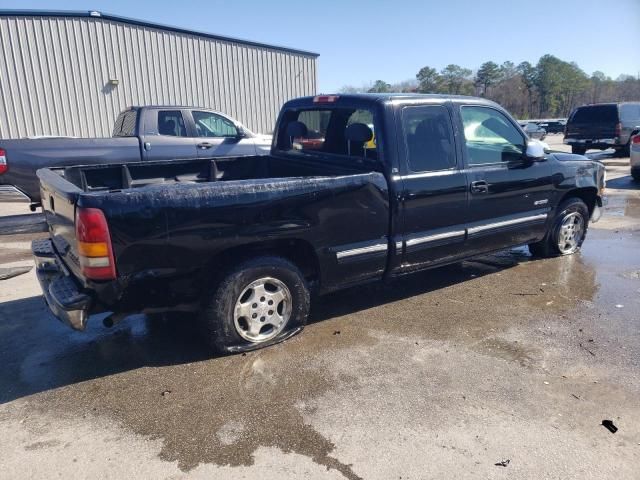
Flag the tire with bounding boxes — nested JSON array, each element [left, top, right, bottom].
[[632, 169, 640, 182], [571, 146, 586, 155], [529, 198, 589, 258], [614, 144, 630, 158], [199, 256, 310, 353]]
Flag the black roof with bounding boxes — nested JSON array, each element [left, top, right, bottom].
[[0, 9, 319, 58], [286, 93, 501, 107]]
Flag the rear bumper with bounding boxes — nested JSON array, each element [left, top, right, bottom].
[[564, 138, 622, 149], [32, 238, 91, 330], [0, 185, 30, 202]]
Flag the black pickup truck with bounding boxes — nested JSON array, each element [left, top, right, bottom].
[[0, 106, 270, 205], [33, 94, 606, 353]]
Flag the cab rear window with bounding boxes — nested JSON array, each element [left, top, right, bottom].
[[276, 107, 377, 160]]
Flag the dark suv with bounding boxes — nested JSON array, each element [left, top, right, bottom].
[[564, 102, 640, 156]]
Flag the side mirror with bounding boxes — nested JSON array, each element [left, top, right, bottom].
[[235, 126, 247, 138], [525, 139, 546, 160]]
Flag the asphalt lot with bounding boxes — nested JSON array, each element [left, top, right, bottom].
[[1, 137, 639, 479]]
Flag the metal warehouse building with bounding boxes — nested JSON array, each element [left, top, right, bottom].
[[0, 10, 319, 138]]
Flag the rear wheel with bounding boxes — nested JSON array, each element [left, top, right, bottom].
[[571, 146, 587, 155], [529, 198, 589, 258], [614, 143, 630, 158], [199, 256, 310, 353]]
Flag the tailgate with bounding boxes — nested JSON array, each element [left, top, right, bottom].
[[566, 121, 617, 139], [38, 168, 85, 281]]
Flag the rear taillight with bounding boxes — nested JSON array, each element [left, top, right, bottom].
[[0, 148, 7, 175], [631, 135, 640, 145], [615, 122, 622, 137], [75, 207, 116, 280]]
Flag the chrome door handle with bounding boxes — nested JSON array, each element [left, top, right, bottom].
[[197, 142, 213, 149], [470, 180, 489, 194]]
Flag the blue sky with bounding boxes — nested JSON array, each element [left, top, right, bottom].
[[3, 0, 639, 92]]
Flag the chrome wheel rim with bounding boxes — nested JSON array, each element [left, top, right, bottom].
[[557, 212, 584, 254], [233, 277, 292, 343]]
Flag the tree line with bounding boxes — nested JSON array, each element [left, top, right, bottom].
[[339, 54, 640, 119]]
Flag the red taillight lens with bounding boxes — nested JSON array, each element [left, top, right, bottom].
[[615, 122, 622, 137], [0, 148, 7, 175], [75, 207, 116, 280], [632, 135, 640, 145]]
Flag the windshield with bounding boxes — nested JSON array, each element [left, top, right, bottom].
[[570, 105, 618, 124]]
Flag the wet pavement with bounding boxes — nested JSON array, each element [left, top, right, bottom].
[[1, 146, 639, 478]]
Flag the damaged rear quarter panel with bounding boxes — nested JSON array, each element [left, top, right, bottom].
[[548, 153, 604, 206]]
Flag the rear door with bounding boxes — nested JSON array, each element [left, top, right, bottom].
[[396, 103, 469, 270], [141, 109, 199, 160], [188, 110, 258, 157], [458, 105, 553, 255]]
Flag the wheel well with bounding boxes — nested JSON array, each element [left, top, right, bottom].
[[559, 187, 598, 214], [202, 239, 321, 286]]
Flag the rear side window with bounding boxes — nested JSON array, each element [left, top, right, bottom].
[[112, 110, 137, 137], [157, 111, 187, 137], [570, 105, 618, 124], [276, 107, 377, 160], [402, 105, 455, 172], [619, 104, 640, 123]]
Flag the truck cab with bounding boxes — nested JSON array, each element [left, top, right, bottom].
[[277, 94, 602, 275], [113, 106, 269, 161]]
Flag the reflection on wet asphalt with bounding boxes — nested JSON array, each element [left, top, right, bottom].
[[0, 166, 639, 478]]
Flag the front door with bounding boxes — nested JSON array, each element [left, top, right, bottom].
[[458, 105, 554, 255], [190, 110, 258, 157], [143, 109, 200, 160], [397, 103, 469, 271]]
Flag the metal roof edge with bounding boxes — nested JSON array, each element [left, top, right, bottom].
[[0, 9, 320, 58]]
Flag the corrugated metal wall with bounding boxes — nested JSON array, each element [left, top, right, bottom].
[[0, 15, 317, 138]]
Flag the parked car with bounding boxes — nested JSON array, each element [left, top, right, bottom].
[[631, 134, 640, 181], [522, 122, 547, 140], [564, 102, 640, 156], [537, 120, 566, 134], [0, 106, 271, 205], [33, 94, 606, 353]]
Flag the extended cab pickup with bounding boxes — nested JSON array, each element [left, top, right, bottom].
[[33, 94, 606, 353], [0, 106, 270, 205]]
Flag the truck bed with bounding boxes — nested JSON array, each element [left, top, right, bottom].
[[37, 155, 390, 314], [49, 155, 376, 193]]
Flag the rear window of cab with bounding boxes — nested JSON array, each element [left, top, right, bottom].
[[275, 107, 377, 161]]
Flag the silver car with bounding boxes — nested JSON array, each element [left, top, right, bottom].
[[521, 122, 547, 141], [631, 134, 640, 181]]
